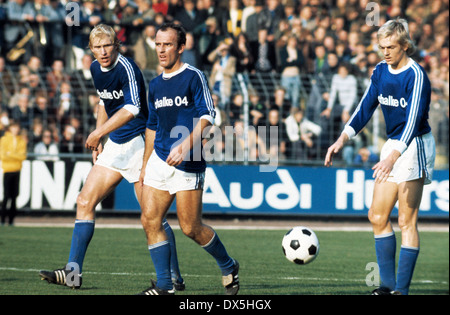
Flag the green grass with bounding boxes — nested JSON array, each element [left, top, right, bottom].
[[0, 226, 448, 295]]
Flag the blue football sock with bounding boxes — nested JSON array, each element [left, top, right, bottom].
[[395, 246, 419, 295], [202, 233, 235, 276], [374, 232, 396, 290], [162, 219, 183, 283], [149, 240, 172, 290], [68, 220, 95, 273]]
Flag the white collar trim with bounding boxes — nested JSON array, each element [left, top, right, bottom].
[[388, 58, 414, 74], [162, 63, 188, 79]]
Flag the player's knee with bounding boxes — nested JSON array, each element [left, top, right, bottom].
[[368, 208, 388, 228], [180, 223, 198, 240], [140, 212, 162, 232], [76, 194, 92, 210]]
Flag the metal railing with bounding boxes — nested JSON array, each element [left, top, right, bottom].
[[1, 66, 449, 169]]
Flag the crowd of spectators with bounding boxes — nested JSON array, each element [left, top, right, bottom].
[[0, 0, 448, 167]]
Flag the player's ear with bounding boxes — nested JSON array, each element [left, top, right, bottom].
[[178, 44, 185, 55]]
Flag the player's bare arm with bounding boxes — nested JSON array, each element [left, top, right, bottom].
[[324, 132, 349, 167], [85, 108, 135, 152]]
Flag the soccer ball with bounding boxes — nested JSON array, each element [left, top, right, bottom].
[[282, 226, 319, 265]]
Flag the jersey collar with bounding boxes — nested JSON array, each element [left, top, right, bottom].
[[162, 63, 188, 80], [388, 57, 414, 74]]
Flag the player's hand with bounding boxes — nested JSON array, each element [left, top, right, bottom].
[[372, 159, 394, 184], [91, 143, 103, 164], [166, 142, 189, 167], [85, 130, 102, 152], [139, 167, 146, 187], [372, 150, 400, 184], [324, 140, 343, 167]]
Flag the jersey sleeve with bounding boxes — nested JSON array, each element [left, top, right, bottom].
[[146, 82, 158, 131], [191, 71, 216, 125], [120, 60, 141, 117], [396, 65, 431, 153], [343, 64, 380, 138]]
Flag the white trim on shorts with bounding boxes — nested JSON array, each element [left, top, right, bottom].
[[381, 132, 435, 185], [95, 135, 145, 183], [143, 151, 205, 195]]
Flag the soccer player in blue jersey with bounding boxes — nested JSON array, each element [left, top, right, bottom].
[[137, 23, 239, 295], [325, 19, 435, 295], [39, 24, 183, 290]]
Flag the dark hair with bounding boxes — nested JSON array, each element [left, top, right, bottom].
[[157, 22, 187, 49]]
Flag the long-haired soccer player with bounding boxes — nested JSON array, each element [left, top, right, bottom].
[[137, 23, 239, 295], [325, 18, 435, 295], [39, 24, 184, 290]]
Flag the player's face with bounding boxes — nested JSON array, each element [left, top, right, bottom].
[[155, 29, 185, 73], [90, 36, 119, 68], [378, 35, 408, 70]]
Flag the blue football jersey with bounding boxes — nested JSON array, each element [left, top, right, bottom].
[[91, 54, 148, 144], [147, 64, 216, 173], [345, 58, 431, 154]]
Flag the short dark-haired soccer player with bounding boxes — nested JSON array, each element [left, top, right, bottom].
[[325, 18, 435, 295], [137, 23, 239, 295], [39, 24, 183, 290]]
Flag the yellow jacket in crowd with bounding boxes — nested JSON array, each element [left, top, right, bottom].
[[0, 130, 27, 173]]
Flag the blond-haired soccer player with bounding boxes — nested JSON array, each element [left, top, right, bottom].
[[40, 24, 183, 290], [325, 18, 435, 295]]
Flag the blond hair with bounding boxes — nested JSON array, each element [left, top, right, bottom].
[[89, 24, 121, 50], [377, 18, 416, 56]]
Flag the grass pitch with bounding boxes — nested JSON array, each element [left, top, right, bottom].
[[0, 226, 448, 295]]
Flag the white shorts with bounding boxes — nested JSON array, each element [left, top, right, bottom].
[[95, 135, 144, 183], [143, 151, 205, 195], [381, 132, 435, 185]]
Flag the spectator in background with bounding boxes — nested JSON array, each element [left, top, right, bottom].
[[252, 28, 276, 73], [193, 16, 225, 71], [208, 40, 236, 109], [248, 90, 266, 127], [352, 146, 378, 168], [4, 0, 35, 64], [132, 24, 160, 71], [55, 81, 79, 126], [181, 32, 199, 68], [245, 0, 268, 47], [228, 92, 244, 126], [285, 107, 322, 159], [34, 128, 59, 161], [11, 93, 32, 131], [72, 53, 95, 90], [59, 124, 83, 154], [201, 0, 226, 34], [321, 63, 357, 125], [230, 32, 253, 79], [270, 85, 291, 119], [29, 117, 43, 148], [46, 59, 70, 99], [266, 107, 286, 160], [29, 0, 55, 66], [0, 121, 27, 226], [47, 0, 67, 63], [173, 0, 204, 33], [33, 93, 56, 126], [223, 0, 243, 39], [279, 35, 305, 108]]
